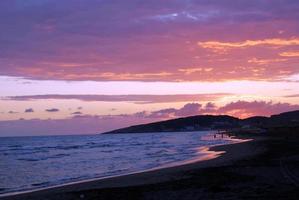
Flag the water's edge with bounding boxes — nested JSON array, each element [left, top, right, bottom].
[[0, 136, 249, 198]]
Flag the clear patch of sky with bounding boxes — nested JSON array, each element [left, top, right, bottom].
[[1, 76, 299, 97]]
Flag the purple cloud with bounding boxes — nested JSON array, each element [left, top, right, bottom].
[[71, 111, 82, 115], [8, 111, 18, 114], [0, 1, 299, 81], [45, 108, 59, 112], [175, 103, 202, 116], [138, 101, 299, 119], [24, 108, 34, 113]]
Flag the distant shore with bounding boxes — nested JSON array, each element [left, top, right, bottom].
[[0, 135, 263, 200]]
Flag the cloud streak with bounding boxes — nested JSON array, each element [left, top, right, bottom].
[[198, 38, 299, 50], [284, 94, 299, 98], [5, 93, 231, 104], [45, 108, 60, 112], [279, 51, 299, 57]]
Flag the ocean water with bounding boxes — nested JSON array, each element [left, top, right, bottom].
[[0, 131, 237, 195]]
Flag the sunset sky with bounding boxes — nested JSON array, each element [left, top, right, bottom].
[[1, 0, 299, 136]]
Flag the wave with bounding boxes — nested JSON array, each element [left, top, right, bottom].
[[0, 131, 234, 196]]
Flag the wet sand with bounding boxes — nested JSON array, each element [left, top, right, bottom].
[[1, 133, 299, 200]]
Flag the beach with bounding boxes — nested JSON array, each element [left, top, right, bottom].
[[1, 0, 299, 199], [2, 133, 295, 200]]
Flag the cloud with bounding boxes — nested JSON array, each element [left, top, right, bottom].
[[45, 108, 59, 112], [198, 38, 299, 50], [0, 1, 299, 82], [8, 111, 18, 114], [24, 108, 34, 113], [149, 10, 218, 22], [179, 67, 213, 75], [175, 103, 202, 116], [136, 102, 210, 119], [71, 111, 82, 115], [218, 100, 299, 118], [147, 108, 178, 118], [141, 101, 299, 119], [247, 58, 287, 65], [279, 51, 299, 57], [90, 72, 174, 81], [1, 100, 299, 136], [204, 102, 217, 111], [5, 93, 230, 104]]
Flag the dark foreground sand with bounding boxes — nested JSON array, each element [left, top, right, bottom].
[[2, 133, 299, 200]]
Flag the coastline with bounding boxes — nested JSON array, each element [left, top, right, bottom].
[[0, 135, 262, 200]]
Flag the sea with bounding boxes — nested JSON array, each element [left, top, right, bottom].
[[0, 131, 239, 196]]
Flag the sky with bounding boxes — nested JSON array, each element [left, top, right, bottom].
[[1, 0, 299, 136]]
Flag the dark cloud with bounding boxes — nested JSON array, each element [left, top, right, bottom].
[[8, 111, 18, 114], [204, 102, 217, 111], [24, 108, 34, 113], [45, 108, 59, 112], [71, 111, 82, 115]]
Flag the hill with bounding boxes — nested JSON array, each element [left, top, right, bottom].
[[103, 110, 299, 134], [269, 110, 299, 125], [103, 115, 240, 134]]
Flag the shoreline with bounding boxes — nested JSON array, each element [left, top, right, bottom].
[[0, 136, 261, 200], [0, 135, 247, 197]]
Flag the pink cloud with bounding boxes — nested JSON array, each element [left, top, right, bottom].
[[218, 100, 299, 118], [0, 1, 299, 82], [175, 103, 202, 116], [137, 101, 299, 119], [1, 100, 298, 136]]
